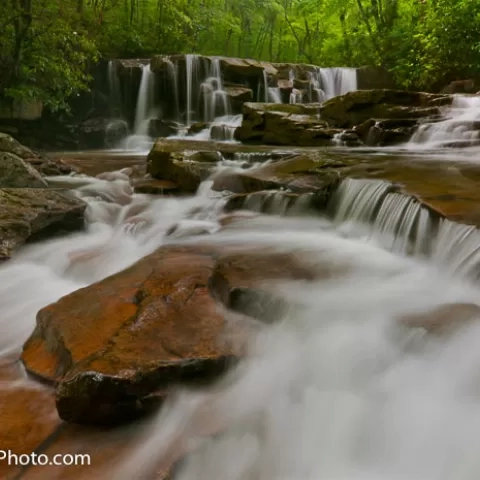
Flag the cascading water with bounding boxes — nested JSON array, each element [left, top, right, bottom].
[[409, 96, 480, 148], [305, 67, 357, 102], [107, 60, 123, 116], [3, 158, 480, 478], [165, 58, 181, 123], [121, 63, 157, 152], [186, 54, 202, 126], [201, 58, 231, 122], [327, 178, 435, 256], [133, 63, 156, 135]]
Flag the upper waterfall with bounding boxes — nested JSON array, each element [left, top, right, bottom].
[[108, 55, 358, 148]]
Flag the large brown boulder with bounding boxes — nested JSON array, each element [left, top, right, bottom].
[[21, 244, 321, 425], [224, 86, 254, 112], [147, 147, 220, 192], [219, 57, 277, 77], [0, 151, 47, 188], [21, 246, 240, 425], [234, 102, 348, 146], [319, 89, 451, 128], [0, 132, 36, 159], [0, 188, 86, 260]]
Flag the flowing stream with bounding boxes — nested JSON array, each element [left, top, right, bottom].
[[2, 154, 480, 478]]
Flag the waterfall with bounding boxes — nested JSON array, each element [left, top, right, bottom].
[[319, 67, 357, 100], [409, 96, 480, 148], [107, 60, 122, 116], [289, 89, 302, 104], [268, 87, 282, 103], [165, 58, 180, 123], [186, 54, 202, 126], [328, 178, 435, 256], [328, 177, 480, 281], [133, 63, 155, 136], [201, 58, 231, 122]]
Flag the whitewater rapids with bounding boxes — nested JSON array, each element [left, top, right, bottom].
[[1, 166, 480, 480]]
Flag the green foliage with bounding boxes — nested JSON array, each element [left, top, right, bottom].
[[1, 0, 480, 111]]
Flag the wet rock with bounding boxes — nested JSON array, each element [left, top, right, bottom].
[[319, 89, 451, 128], [22, 246, 244, 425], [234, 102, 337, 145], [365, 124, 413, 146], [218, 210, 260, 227], [0, 362, 60, 479], [212, 154, 339, 194], [440, 79, 477, 94], [219, 57, 278, 77], [27, 156, 78, 177], [0, 132, 36, 159], [210, 250, 317, 323], [147, 149, 217, 193], [0, 188, 86, 260], [148, 119, 179, 138], [0, 151, 48, 188], [188, 122, 209, 135], [166, 219, 220, 238], [133, 178, 180, 194], [400, 303, 480, 335], [78, 117, 128, 150], [224, 86, 254, 112], [115, 58, 149, 76]]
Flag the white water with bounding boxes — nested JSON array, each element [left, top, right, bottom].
[[4, 165, 480, 478], [306, 67, 357, 103], [201, 57, 231, 121], [107, 60, 122, 116], [409, 96, 480, 148], [121, 63, 157, 151]]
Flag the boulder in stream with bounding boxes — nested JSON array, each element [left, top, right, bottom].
[[0, 151, 48, 188], [0, 132, 36, 159], [0, 188, 86, 260], [147, 144, 221, 192], [21, 244, 322, 425], [319, 89, 451, 128], [234, 102, 344, 146]]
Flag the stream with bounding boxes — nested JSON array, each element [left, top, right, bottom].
[[2, 142, 480, 478]]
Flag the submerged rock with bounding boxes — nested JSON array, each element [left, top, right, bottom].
[[400, 303, 480, 335], [213, 154, 339, 196], [0, 188, 86, 260], [133, 178, 180, 194]]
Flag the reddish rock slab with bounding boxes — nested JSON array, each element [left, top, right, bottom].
[[0, 361, 60, 479], [22, 245, 242, 425]]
